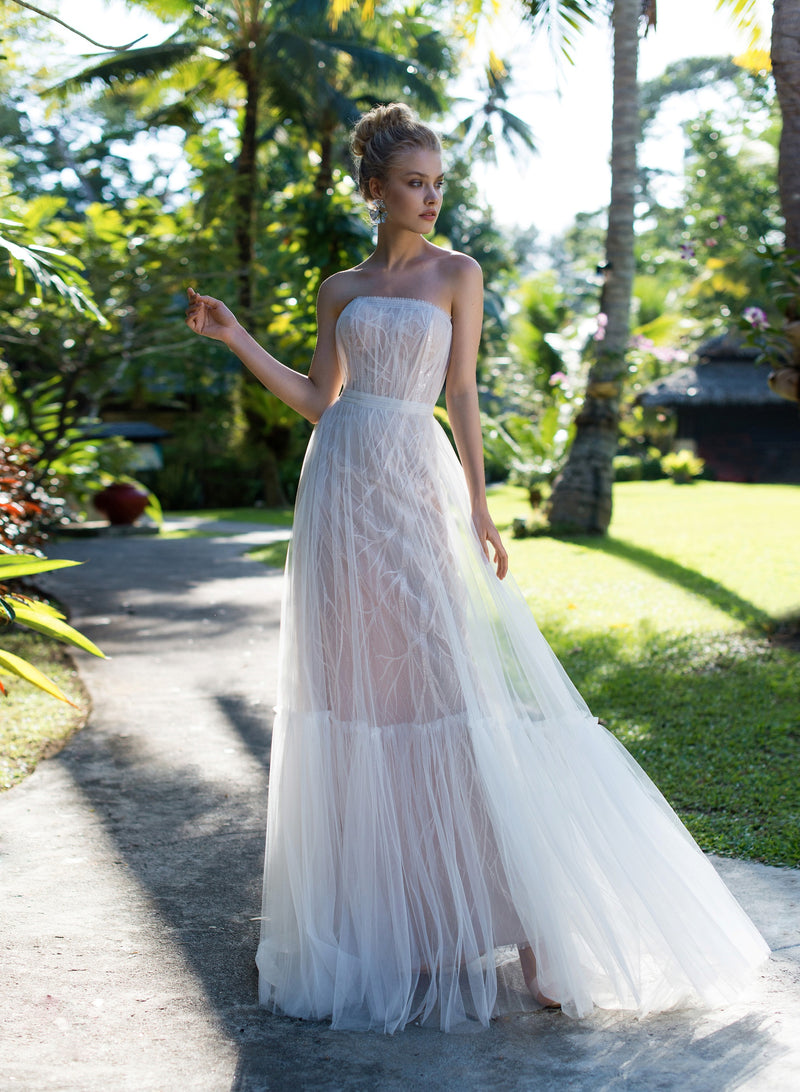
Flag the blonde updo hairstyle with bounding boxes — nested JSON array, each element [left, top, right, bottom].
[[351, 103, 441, 207]]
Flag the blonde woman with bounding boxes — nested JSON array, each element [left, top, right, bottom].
[[186, 103, 768, 1033]]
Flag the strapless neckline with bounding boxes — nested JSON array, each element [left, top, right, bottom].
[[338, 295, 452, 324]]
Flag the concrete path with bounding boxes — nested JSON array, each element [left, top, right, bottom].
[[1, 521, 799, 1092]]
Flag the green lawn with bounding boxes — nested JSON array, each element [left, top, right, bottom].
[[169, 505, 294, 527], [488, 481, 800, 866]]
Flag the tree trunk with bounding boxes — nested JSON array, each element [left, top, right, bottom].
[[773, 0, 800, 255], [235, 45, 287, 506], [547, 0, 640, 534], [234, 48, 260, 329]]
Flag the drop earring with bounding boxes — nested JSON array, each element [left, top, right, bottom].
[[368, 198, 387, 226]]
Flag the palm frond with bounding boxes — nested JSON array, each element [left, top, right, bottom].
[[0, 227, 107, 324], [52, 39, 202, 94], [519, 0, 600, 62]]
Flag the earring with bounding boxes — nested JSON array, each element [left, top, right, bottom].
[[368, 198, 387, 226]]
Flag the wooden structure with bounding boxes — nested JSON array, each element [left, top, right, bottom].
[[638, 333, 800, 483]]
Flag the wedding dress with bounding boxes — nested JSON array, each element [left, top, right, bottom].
[[255, 295, 769, 1033]]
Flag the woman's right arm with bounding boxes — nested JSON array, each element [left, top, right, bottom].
[[185, 281, 343, 424]]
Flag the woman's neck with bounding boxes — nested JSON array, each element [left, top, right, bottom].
[[369, 227, 430, 272]]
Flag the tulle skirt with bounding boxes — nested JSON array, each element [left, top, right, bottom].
[[255, 393, 769, 1032]]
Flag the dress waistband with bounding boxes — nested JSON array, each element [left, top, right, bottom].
[[337, 389, 433, 416]]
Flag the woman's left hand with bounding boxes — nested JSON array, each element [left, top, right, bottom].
[[472, 508, 508, 580]]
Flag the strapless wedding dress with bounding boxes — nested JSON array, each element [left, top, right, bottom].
[[255, 295, 768, 1032]]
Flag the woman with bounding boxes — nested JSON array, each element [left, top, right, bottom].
[[186, 103, 769, 1033]]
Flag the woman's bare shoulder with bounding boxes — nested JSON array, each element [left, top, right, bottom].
[[422, 245, 482, 294], [442, 249, 482, 284], [318, 268, 370, 318]]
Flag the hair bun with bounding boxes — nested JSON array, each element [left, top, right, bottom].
[[350, 103, 441, 202], [351, 103, 416, 158]]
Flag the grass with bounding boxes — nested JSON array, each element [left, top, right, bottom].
[[487, 481, 800, 866], [0, 630, 88, 790], [161, 506, 295, 541], [168, 505, 295, 527], [247, 540, 291, 569], [489, 481, 799, 636]]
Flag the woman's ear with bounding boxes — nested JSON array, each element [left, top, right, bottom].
[[368, 178, 384, 202]]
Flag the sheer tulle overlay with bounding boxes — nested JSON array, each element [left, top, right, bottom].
[[256, 296, 769, 1032]]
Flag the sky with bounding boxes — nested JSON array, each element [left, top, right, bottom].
[[53, 0, 772, 238]]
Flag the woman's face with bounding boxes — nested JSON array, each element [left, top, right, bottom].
[[372, 148, 444, 235]]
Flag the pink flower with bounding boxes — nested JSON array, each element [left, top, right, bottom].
[[593, 312, 608, 341], [743, 306, 769, 331], [630, 334, 654, 352], [548, 371, 567, 386], [705, 238, 718, 247]]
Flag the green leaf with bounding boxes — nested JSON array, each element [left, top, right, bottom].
[[7, 596, 66, 620], [0, 649, 78, 706], [10, 600, 105, 658], [0, 557, 81, 579]]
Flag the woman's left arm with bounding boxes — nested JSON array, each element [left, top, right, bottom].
[[445, 257, 509, 580]]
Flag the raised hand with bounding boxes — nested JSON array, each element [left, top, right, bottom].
[[185, 286, 239, 341]]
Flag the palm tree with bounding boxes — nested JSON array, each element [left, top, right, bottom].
[[58, 0, 450, 331], [546, 0, 640, 532], [519, 0, 773, 530], [767, 0, 800, 403], [773, 0, 800, 253]]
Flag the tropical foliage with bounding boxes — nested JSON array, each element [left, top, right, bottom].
[[0, 553, 105, 704], [0, 0, 793, 521], [1, 0, 537, 510]]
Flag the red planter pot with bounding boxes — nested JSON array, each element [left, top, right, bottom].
[[94, 482, 149, 525]]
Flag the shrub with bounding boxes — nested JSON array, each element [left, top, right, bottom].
[[0, 440, 67, 550], [613, 455, 644, 482], [614, 448, 665, 482], [661, 449, 706, 484]]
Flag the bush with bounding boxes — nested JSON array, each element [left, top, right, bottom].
[[0, 440, 67, 550], [614, 449, 665, 482], [661, 449, 706, 484], [613, 455, 644, 482]]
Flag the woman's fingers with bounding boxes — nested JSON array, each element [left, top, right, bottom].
[[473, 515, 508, 580], [486, 524, 508, 580], [185, 287, 212, 332]]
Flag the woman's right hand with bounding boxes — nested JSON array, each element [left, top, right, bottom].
[[185, 287, 239, 342]]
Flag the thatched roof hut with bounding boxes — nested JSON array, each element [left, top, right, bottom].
[[638, 333, 800, 483]]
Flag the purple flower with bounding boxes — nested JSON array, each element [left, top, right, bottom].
[[715, 214, 727, 226], [743, 306, 769, 331], [679, 243, 695, 260]]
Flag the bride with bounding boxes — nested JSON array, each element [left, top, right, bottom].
[[185, 102, 769, 1033]]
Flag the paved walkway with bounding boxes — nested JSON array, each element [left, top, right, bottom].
[[1, 521, 799, 1091]]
